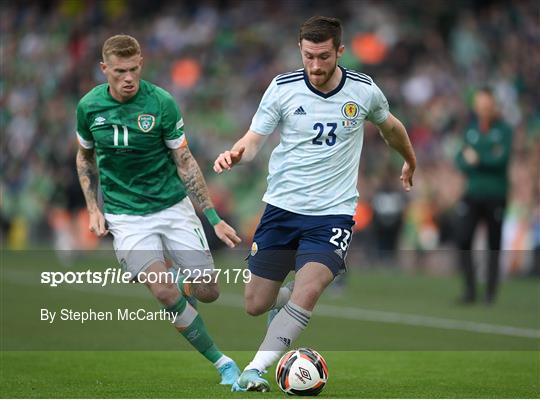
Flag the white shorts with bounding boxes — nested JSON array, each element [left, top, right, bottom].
[[105, 198, 214, 279]]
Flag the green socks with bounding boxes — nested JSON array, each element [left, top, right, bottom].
[[165, 296, 223, 363]]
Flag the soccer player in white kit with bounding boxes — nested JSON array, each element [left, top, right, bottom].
[[214, 16, 417, 392]]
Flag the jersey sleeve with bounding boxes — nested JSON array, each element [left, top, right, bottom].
[[366, 82, 390, 125], [249, 79, 281, 135], [76, 102, 94, 149], [161, 93, 186, 149]]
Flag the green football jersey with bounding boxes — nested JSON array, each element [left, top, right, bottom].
[[76, 80, 187, 215]]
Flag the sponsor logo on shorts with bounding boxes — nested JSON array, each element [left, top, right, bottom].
[[250, 242, 258, 256]]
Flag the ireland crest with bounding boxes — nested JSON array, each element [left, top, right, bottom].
[[138, 114, 155, 132]]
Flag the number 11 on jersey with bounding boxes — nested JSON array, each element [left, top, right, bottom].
[[113, 124, 129, 146]]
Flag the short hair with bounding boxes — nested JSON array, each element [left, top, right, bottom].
[[476, 85, 494, 97], [299, 16, 342, 50], [102, 34, 141, 61]]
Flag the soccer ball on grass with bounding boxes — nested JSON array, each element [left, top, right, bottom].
[[275, 348, 328, 396]]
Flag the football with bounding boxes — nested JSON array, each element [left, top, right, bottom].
[[276, 348, 328, 396]]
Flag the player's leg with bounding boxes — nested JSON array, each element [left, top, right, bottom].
[[234, 262, 334, 393], [163, 258, 198, 308], [266, 279, 295, 325], [162, 198, 221, 303], [290, 261, 334, 309], [242, 262, 332, 371], [106, 211, 239, 385], [230, 272, 285, 392], [234, 213, 351, 392], [159, 199, 242, 383], [233, 205, 299, 392], [243, 204, 299, 315], [143, 262, 238, 383], [230, 274, 284, 393], [245, 273, 283, 316], [175, 264, 220, 304]]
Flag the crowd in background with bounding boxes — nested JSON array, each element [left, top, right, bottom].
[[2, 0, 539, 275]]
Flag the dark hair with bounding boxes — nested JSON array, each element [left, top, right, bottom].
[[102, 34, 141, 61], [299, 16, 342, 50], [476, 85, 494, 97]]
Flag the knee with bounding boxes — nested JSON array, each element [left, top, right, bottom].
[[244, 293, 271, 316], [295, 282, 326, 304], [245, 302, 268, 316], [195, 284, 220, 303]]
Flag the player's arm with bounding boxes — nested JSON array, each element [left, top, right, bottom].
[[213, 130, 267, 173], [215, 76, 279, 173], [76, 146, 108, 237], [376, 113, 417, 191], [171, 145, 241, 248]]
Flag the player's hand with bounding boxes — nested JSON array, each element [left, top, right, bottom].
[[88, 209, 109, 237], [213, 220, 242, 248], [400, 161, 415, 192], [213, 147, 245, 174], [463, 146, 479, 166]]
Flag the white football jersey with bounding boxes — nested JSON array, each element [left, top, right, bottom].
[[250, 66, 389, 216]]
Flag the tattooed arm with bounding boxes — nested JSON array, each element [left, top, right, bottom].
[[171, 145, 214, 212], [171, 146, 241, 248], [76, 146, 108, 237]]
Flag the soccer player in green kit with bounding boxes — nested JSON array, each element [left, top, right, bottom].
[[75, 35, 241, 384]]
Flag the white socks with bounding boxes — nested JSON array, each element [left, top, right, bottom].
[[171, 301, 198, 329], [245, 301, 312, 372], [214, 354, 233, 369]]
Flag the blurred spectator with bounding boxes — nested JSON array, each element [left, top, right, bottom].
[[1, 0, 538, 280], [371, 166, 407, 265], [454, 87, 513, 304]]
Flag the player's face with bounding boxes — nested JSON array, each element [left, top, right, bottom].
[[101, 54, 143, 102], [300, 39, 344, 89]]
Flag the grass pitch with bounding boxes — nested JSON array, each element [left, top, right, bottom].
[[2, 351, 538, 398], [1, 250, 539, 397]]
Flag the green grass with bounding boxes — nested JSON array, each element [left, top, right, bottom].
[[1, 250, 539, 397], [1, 351, 538, 398]]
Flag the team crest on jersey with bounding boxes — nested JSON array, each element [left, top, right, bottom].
[[341, 101, 359, 120], [138, 114, 155, 132]]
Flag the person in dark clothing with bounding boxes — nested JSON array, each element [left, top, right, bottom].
[[454, 87, 513, 304]]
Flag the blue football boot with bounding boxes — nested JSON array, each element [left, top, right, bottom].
[[231, 369, 270, 392], [218, 361, 241, 385]]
